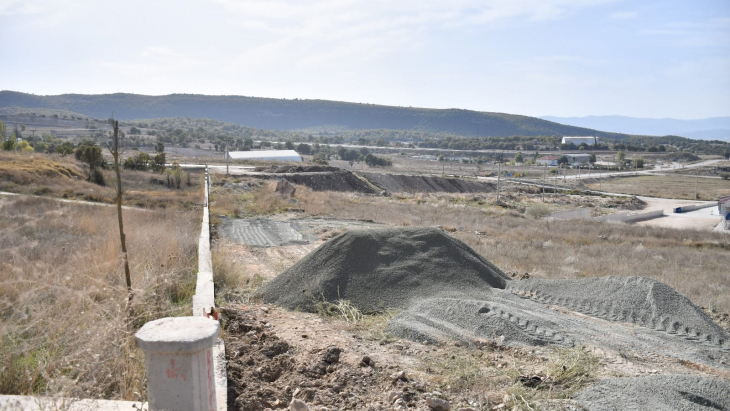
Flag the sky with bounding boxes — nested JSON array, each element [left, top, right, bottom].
[[0, 0, 729, 119]]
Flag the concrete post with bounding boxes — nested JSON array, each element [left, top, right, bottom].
[[135, 317, 220, 411]]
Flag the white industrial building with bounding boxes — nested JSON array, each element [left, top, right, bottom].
[[224, 150, 302, 162], [562, 136, 598, 146]]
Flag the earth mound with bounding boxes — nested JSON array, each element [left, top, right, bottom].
[[575, 374, 730, 411], [360, 172, 496, 193], [257, 227, 511, 312], [252, 170, 376, 193]]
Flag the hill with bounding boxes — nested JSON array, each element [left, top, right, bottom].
[[0, 90, 626, 138], [542, 115, 730, 142]]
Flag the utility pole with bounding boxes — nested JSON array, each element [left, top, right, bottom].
[[226, 137, 230, 176], [31, 129, 36, 140], [542, 164, 546, 202], [695, 171, 699, 200], [497, 162, 501, 203]]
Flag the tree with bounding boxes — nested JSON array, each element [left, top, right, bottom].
[[0, 120, 5, 141], [56, 141, 75, 156], [152, 153, 166, 173], [285, 141, 295, 150], [589, 153, 596, 163], [129, 126, 141, 135], [296, 143, 311, 155], [514, 152, 524, 163], [558, 155, 569, 166], [244, 138, 254, 148], [155, 142, 165, 153], [633, 157, 644, 169], [18, 140, 34, 153], [1, 139, 15, 151], [615, 151, 626, 168], [364, 153, 392, 167], [75, 143, 105, 183]]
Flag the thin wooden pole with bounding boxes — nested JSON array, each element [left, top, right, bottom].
[[112, 120, 133, 307]]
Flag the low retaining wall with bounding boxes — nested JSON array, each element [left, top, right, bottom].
[[673, 203, 716, 214], [549, 208, 592, 220], [593, 210, 664, 224]]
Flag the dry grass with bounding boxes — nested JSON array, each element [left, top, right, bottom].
[[0, 152, 203, 209], [0, 195, 199, 399], [586, 175, 730, 200]]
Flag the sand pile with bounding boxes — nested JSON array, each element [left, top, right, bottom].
[[258, 227, 511, 312], [575, 375, 730, 411], [508, 276, 730, 346]]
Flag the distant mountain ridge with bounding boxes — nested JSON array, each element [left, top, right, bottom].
[[0, 90, 627, 139], [541, 115, 730, 141]]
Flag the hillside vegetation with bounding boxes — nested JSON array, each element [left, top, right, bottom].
[[0, 91, 625, 138]]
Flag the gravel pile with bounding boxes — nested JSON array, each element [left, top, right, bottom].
[[575, 375, 730, 411], [508, 276, 730, 346], [360, 172, 495, 193], [253, 170, 376, 193], [258, 227, 511, 312]]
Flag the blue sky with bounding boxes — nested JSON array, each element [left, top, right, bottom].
[[1, 0, 728, 119]]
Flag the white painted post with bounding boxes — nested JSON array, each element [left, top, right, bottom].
[[135, 317, 220, 411]]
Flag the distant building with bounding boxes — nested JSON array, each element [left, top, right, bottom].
[[564, 153, 591, 164], [225, 150, 302, 162], [562, 136, 598, 146], [536, 156, 559, 166]]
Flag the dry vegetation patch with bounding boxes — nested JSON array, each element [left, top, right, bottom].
[[587, 175, 730, 200], [0, 152, 203, 209], [0, 196, 199, 399]]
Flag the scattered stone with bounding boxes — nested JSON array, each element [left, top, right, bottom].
[[457, 408, 477, 411], [387, 391, 401, 403], [322, 346, 342, 364], [359, 355, 374, 367], [391, 370, 408, 383], [290, 399, 310, 411], [426, 396, 451, 411]]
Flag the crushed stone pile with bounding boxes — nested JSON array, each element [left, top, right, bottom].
[[360, 172, 496, 193], [258, 227, 511, 312], [508, 276, 730, 346], [574, 375, 730, 411], [253, 170, 376, 193], [255, 165, 342, 173]]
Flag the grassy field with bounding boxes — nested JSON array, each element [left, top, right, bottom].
[[216, 183, 730, 314], [0, 152, 203, 209], [586, 174, 729, 200], [0, 183, 200, 399]]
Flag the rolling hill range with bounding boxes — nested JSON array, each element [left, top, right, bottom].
[[0, 91, 626, 138], [542, 115, 730, 142]]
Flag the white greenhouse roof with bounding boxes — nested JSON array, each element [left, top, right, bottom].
[[225, 150, 302, 162]]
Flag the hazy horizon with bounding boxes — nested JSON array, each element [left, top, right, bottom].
[[1, 0, 729, 120]]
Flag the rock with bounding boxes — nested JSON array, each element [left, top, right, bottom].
[[326, 365, 336, 374], [290, 399, 309, 411], [387, 391, 401, 403], [360, 355, 374, 367], [323, 346, 342, 364], [394, 398, 405, 406], [426, 397, 450, 411], [275, 179, 297, 197], [391, 370, 408, 382], [458, 408, 478, 411]]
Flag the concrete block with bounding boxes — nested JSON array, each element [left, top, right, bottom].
[[135, 317, 220, 411]]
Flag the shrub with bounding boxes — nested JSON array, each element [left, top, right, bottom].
[[720, 172, 729, 180], [525, 204, 552, 219]]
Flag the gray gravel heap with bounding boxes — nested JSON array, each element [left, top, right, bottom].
[[258, 227, 510, 312], [575, 374, 730, 411], [508, 276, 730, 346]]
